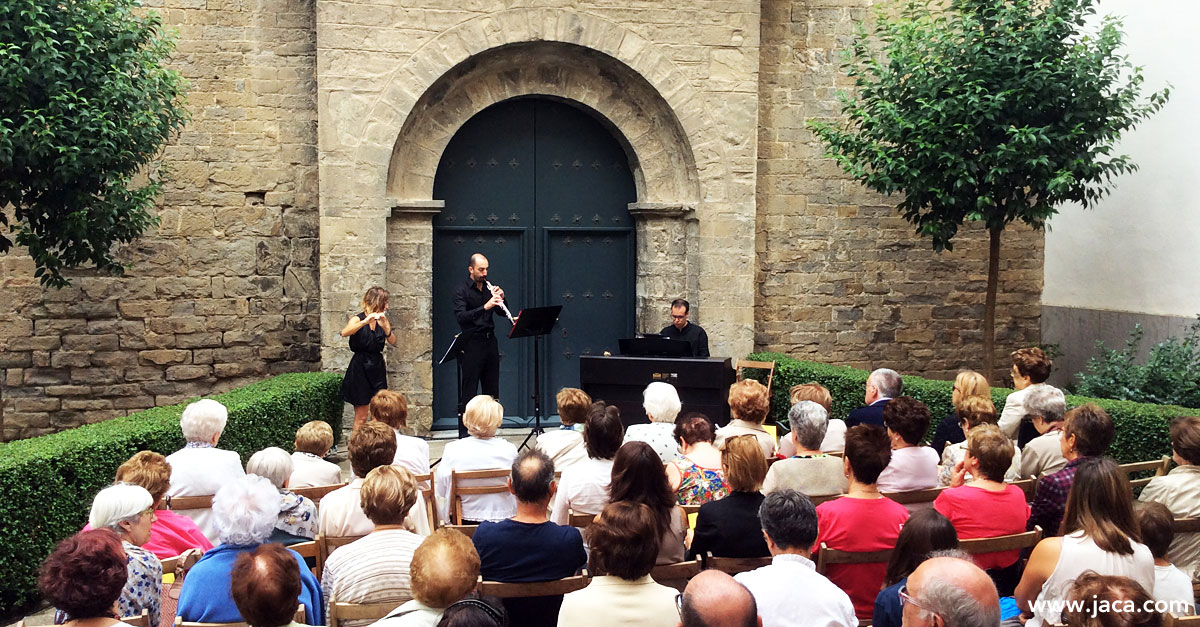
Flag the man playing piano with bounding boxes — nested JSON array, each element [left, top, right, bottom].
[[659, 298, 710, 358]]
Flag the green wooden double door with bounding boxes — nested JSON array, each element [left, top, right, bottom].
[[431, 98, 637, 428]]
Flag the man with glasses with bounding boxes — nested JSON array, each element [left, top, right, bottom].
[[900, 552, 1000, 627], [660, 298, 710, 357]]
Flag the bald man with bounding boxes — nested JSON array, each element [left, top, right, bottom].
[[901, 553, 1000, 627], [452, 252, 508, 438], [679, 570, 762, 627]]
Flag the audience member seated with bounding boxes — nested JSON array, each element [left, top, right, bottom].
[[321, 421, 430, 537], [815, 425, 911, 619], [290, 421, 343, 488], [557, 502, 678, 627], [435, 395, 518, 525], [937, 397, 1022, 486], [1139, 415, 1200, 579], [105, 451, 212, 559], [716, 379, 777, 458], [666, 413, 728, 505], [690, 435, 771, 560], [536, 388, 591, 472], [935, 424, 1030, 594], [846, 368, 901, 429], [231, 543, 305, 627], [679, 570, 762, 627], [165, 398, 245, 542], [877, 396, 939, 493], [1028, 403, 1115, 536], [436, 597, 508, 627], [999, 347, 1053, 446], [1018, 385, 1069, 479], [1062, 573, 1163, 627], [1016, 457, 1155, 627], [763, 401, 847, 497], [371, 390, 430, 478], [247, 447, 318, 542], [735, 490, 855, 627], [551, 402, 624, 525], [1135, 501, 1196, 616], [624, 382, 683, 463], [473, 449, 587, 627], [930, 370, 990, 456], [40, 529, 132, 627], [874, 509, 960, 627], [372, 528, 482, 627], [779, 382, 845, 456], [177, 475, 322, 625], [322, 466, 424, 627], [76, 485, 162, 627], [902, 553, 1000, 627], [610, 441, 687, 564]]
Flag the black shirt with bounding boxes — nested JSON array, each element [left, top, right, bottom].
[[453, 277, 506, 336], [659, 322, 710, 357]]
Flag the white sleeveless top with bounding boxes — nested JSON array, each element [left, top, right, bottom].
[[1030, 531, 1156, 627]]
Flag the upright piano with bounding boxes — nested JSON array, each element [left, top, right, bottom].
[[579, 355, 737, 428]]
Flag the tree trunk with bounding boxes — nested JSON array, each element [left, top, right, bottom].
[[984, 228, 1001, 383]]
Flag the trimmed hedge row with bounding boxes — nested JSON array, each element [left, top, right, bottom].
[[0, 371, 343, 619], [748, 352, 1188, 465]]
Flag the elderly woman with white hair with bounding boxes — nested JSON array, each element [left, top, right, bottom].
[[246, 447, 318, 541], [165, 398, 245, 543], [762, 401, 848, 497], [60, 484, 163, 626], [434, 395, 518, 525], [176, 474, 322, 624], [623, 381, 683, 463]]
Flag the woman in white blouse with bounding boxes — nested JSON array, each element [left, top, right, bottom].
[[165, 399, 245, 542], [552, 402, 626, 525], [876, 396, 939, 493], [623, 381, 682, 463], [435, 395, 518, 525]]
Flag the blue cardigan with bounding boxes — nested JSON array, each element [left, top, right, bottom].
[[177, 543, 323, 625]]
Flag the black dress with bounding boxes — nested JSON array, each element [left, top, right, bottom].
[[340, 312, 388, 405]]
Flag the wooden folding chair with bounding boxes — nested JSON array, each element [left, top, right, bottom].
[[448, 468, 512, 525], [480, 574, 591, 598], [316, 534, 364, 578], [736, 359, 776, 396], [290, 483, 346, 505], [882, 486, 945, 506], [121, 609, 151, 627], [165, 494, 215, 510], [810, 493, 843, 506], [703, 553, 773, 576], [960, 526, 1043, 555], [175, 606, 304, 627], [1164, 613, 1200, 627], [1120, 456, 1171, 490], [412, 472, 437, 530], [650, 558, 703, 591], [328, 599, 398, 627], [815, 542, 894, 576], [445, 524, 479, 539], [1009, 478, 1037, 501], [568, 511, 597, 529], [681, 504, 701, 518], [1171, 517, 1200, 534]]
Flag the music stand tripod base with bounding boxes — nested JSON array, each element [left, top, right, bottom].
[[505, 305, 562, 450]]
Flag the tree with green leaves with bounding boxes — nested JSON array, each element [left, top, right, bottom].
[[0, 0, 189, 287], [809, 0, 1168, 380]]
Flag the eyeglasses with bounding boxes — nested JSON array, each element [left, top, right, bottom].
[[675, 593, 683, 615], [671, 314, 688, 320], [140, 506, 155, 517], [899, 585, 936, 616]]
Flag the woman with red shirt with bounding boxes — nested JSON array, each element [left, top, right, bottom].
[[934, 423, 1030, 593], [815, 425, 910, 620]]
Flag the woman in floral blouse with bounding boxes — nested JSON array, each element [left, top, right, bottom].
[[666, 413, 728, 505], [247, 446, 318, 541]]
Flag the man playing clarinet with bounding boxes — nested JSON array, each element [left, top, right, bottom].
[[452, 253, 509, 437]]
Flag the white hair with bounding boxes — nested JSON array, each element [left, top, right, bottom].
[[788, 401, 830, 451], [246, 447, 294, 489], [643, 382, 682, 423], [90, 483, 153, 532], [212, 474, 281, 546], [1024, 385, 1066, 423], [180, 398, 228, 443], [869, 368, 903, 398]]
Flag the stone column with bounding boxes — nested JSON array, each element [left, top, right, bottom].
[[387, 200, 443, 435], [628, 203, 697, 334]]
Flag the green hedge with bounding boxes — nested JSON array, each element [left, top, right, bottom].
[[748, 352, 1189, 465], [0, 371, 343, 620]]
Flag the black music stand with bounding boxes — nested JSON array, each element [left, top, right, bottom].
[[438, 333, 469, 437], [509, 305, 562, 450]]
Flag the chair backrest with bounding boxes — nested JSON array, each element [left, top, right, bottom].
[[736, 359, 776, 396], [121, 609, 151, 627], [412, 472, 438, 530], [1164, 613, 1200, 627], [1172, 517, 1200, 534], [680, 504, 701, 517], [291, 483, 347, 504], [649, 558, 703, 583], [704, 553, 773, 576], [167, 494, 215, 510], [328, 600, 398, 627], [815, 542, 894, 576], [1120, 456, 1171, 490], [445, 524, 479, 539], [480, 574, 591, 598], [810, 493, 842, 506], [1009, 478, 1038, 501], [568, 511, 596, 529], [316, 534, 365, 577], [448, 468, 512, 525], [959, 526, 1043, 555], [882, 486, 945, 505], [175, 606, 304, 627]]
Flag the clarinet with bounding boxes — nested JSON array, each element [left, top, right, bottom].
[[485, 281, 516, 324]]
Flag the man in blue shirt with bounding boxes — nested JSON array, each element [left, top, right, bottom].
[[472, 449, 587, 627]]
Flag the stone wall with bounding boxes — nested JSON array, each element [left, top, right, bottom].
[[0, 0, 321, 441], [754, 1, 1044, 382]]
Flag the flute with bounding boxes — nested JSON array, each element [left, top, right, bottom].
[[485, 281, 516, 324]]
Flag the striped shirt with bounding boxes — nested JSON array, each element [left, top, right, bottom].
[[321, 529, 424, 627]]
